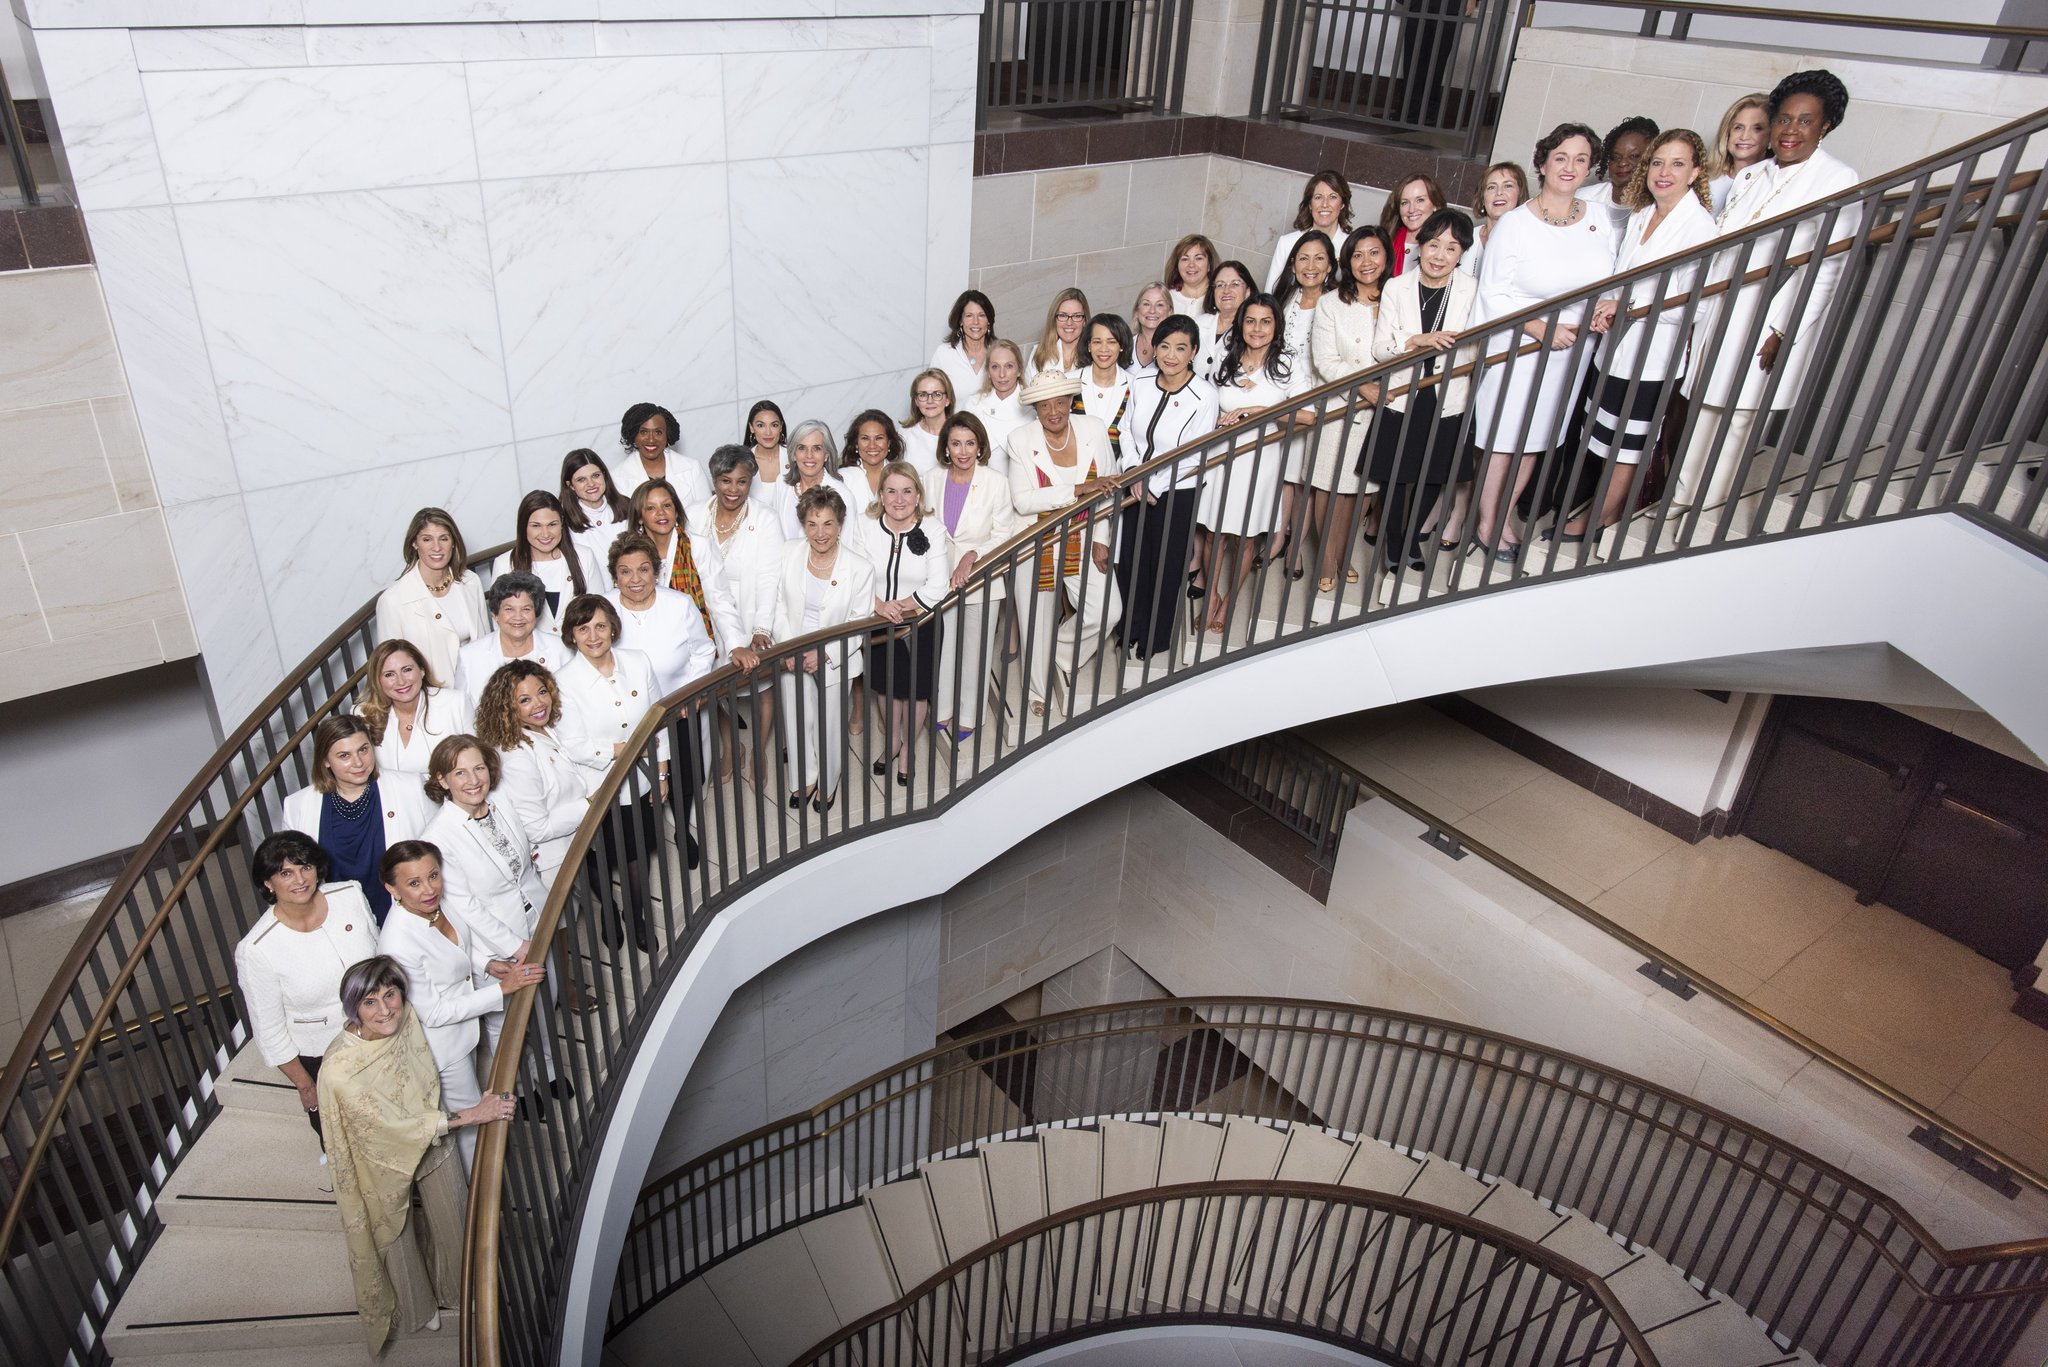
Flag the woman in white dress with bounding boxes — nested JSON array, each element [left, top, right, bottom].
[[930, 289, 996, 405], [841, 408, 905, 512], [700, 444, 785, 779], [1077, 314, 1132, 461], [772, 488, 875, 812], [1271, 231, 1336, 572], [234, 830, 381, 1138], [1129, 282, 1171, 371], [1196, 261, 1255, 384], [1025, 288, 1090, 381], [627, 478, 745, 664], [451, 572, 572, 711], [1199, 295, 1311, 633], [1706, 93, 1771, 217], [1470, 122, 1620, 560], [897, 369, 954, 479], [771, 420, 858, 544], [374, 508, 487, 688], [1463, 162, 1528, 279], [473, 660, 591, 890], [1306, 225, 1391, 592], [1379, 174, 1448, 279], [603, 532, 726, 701], [1563, 129, 1720, 540], [555, 595, 679, 943], [1164, 233, 1219, 321], [1676, 70, 1861, 514], [1265, 169, 1353, 292], [742, 400, 788, 496], [927, 413, 1019, 743], [490, 491, 602, 633], [558, 450, 632, 589], [967, 341, 1032, 472], [610, 401, 709, 507], [360, 639, 472, 778]]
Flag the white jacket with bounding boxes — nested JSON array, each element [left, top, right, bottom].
[[370, 687, 471, 777], [611, 450, 711, 506], [451, 630, 573, 711], [771, 541, 876, 683], [854, 513, 952, 611], [374, 565, 488, 688], [485, 544, 605, 633], [421, 800, 545, 953], [233, 882, 381, 1066], [1599, 193, 1721, 381], [1006, 416, 1117, 550], [928, 465, 1020, 598], [604, 587, 719, 702], [651, 530, 747, 659], [1372, 271, 1481, 416], [694, 496, 785, 642], [495, 727, 592, 880], [376, 904, 503, 1070], [768, 469, 859, 543], [282, 776, 434, 851], [556, 647, 670, 799]]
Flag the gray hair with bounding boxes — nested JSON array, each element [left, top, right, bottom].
[[707, 443, 757, 482], [339, 955, 410, 1025], [486, 571, 547, 617], [785, 420, 839, 486]]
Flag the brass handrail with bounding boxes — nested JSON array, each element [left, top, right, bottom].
[[465, 108, 2048, 1366]]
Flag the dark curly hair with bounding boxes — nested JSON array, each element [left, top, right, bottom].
[[1769, 68, 1849, 132], [1533, 121, 1605, 180], [620, 401, 680, 452], [1215, 293, 1294, 388], [1602, 116, 1660, 167]]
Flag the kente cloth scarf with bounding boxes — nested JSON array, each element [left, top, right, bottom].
[[316, 1007, 454, 1354], [665, 534, 717, 639], [1034, 456, 1101, 591]]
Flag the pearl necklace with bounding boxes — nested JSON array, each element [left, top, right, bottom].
[[1046, 426, 1073, 454]]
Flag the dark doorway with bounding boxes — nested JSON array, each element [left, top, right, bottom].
[[1737, 697, 2048, 970]]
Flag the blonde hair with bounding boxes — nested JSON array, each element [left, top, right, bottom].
[[867, 461, 933, 520], [1620, 129, 1713, 212], [1709, 93, 1771, 181], [899, 368, 955, 427], [1033, 288, 1091, 376], [977, 339, 1026, 397]]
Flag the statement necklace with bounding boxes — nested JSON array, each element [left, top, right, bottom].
[[1534, 198, 1582, 228]]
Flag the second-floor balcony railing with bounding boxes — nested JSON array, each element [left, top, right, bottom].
[[980, 0, 1194, 125]]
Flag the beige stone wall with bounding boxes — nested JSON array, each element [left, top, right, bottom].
[[0, 266, 194, 704]]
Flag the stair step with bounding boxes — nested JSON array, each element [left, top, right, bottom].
[[698, 1221, 841, 1367], [1216, 1118, 1287, 1179], [864, 1177, 947, 1290], [609, 1279, 757, 1367], [1040, 1127, 1103, 1211], [1098, 1119, 1163, 1196], [1643, 1298, 1799, 1366], [1605, 1253, 1713, 1328], [155, 1108, 337, 1231], [1467, 1179, 1564, 1245], [1539, 1213, 1634, 1277], [1157, 1117, 1225, 1185], [796, 1207, 900, 1327], [1274, 1126, 1353, 1183], [981, 1139, 1048, 1234], [920, 1156, 994, 1262], [1338, 1138, 1421, 1195], [216, 1044, 307, 1118], [1404, 1159, 1491, 1216], [116, 1339, 457, 1367]]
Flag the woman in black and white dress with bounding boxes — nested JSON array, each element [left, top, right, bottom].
[[1114, 315, 1221, 659], [854, 463, 952, 786], [559, 450, 631, 589]]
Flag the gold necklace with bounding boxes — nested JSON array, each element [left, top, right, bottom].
[[713, 505, 743, 536]]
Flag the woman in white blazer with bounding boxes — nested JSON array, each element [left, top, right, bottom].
[[1564, 130, 1722, 539], [283, 714, 435, 927], [926, 413, 1019, 743], [611, 401, 711, 506], [854, 463, 953, 786], [1364, 210, 1482, 572], [358, 638, 472, 777], [1305, 225, 1393, 592], [451, 572, 573, 711], [773, 487, 877, 811], [701, 444, 787, 780], [770, 420, 859, 544], [1676, 71, 1862, 512], [474, 660, 592, 889], [233, 831, 382, 1138], [627, 479, 747, 665], [603, 533, 725, 702], [376, 839, 541, 1167], [1005, 380, 1123, 726], [556, 595, 679, 948], [1115, 316, 1222, 659], [489, 491, 604, 632], [374, 508, 488, 687]]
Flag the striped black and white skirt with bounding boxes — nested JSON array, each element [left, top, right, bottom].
[[1586, 370, 1678, 465]]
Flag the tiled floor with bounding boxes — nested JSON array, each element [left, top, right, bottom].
[[1300, 700, 2048, 1180]]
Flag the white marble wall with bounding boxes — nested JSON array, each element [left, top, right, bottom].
[[22, 3, 977, 722]]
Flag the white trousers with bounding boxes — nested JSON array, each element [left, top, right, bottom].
[[1669, 403, 1760, 513], [1011, 555, 1121, 705], [778, 669, 846, 797], [934, 600, 995, 730], [435, 1049, 484, 1171]]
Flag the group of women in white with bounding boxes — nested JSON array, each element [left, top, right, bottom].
[[234, 71, 1862, 1221]]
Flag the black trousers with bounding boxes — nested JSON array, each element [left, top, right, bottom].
[[1382, 480, 1445, 566], [1114, 489, 1200, 657], [300, 1053, 324, 1140]]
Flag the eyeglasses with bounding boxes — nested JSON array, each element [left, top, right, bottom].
[[1055, 311, 1087, 322], [914, 389, 947, 401]]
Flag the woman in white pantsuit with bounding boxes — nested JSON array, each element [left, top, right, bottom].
[[376, 840, 540, 1168], [1675, 70, 1861, 514], [928, 414, 1019, 743], [473, 660, 591, 891], [773, 488, 876, 811], [701, 444, 787, 780], [1006, 377, 1122, 725]]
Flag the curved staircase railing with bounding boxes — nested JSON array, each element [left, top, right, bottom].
[[0, 104, 2042, 1367], [617, 1000, 2048, 1367], [795, 1180, 1664, 1367], [463, 107, 2048, 1367]]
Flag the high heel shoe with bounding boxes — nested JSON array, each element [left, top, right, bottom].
[[1185, 571, 1206, 600], [812, 788, 836, 813]]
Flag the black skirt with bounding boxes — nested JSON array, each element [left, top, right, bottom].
[[1586, 369, 1677, 464], [1362, 387, 1474, 488], [867, 616, 943, 702]]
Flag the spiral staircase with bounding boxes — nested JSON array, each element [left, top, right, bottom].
[[3, 109, 2047, 1367]]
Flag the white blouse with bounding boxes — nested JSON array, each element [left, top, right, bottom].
[[1281, 296, 1319, 365], [968, 389, 1033, 476], [899, 422, 944, 480], [373, 686, 472, 776], [568, 502, 627, 588], [604, 586, 719, 700], [611, 450, 711, 507], [1078, 368, 1131, 433], [930, 340, 985, 409], [233, 882, 381, 1067]]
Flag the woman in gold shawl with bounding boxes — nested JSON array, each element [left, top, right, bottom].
[[317, 956, 517, 1354]]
